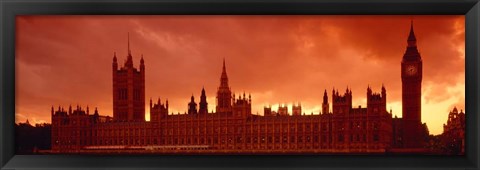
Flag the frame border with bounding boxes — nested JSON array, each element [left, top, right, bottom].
[[1, 0, 479, 169]]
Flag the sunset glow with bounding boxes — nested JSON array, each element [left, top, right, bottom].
[[15, 15, 465, 135]]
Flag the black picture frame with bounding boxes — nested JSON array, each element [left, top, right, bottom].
[[1, 0, 479, 169]]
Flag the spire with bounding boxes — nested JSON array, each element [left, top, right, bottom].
[[382, 83, 386, 94], [199, 87, 208, 114], [128, 32, 131, 55], [150, 98, 152, 109], [409, 20, 416, 41], [125, 32, 133, 67], [323, 89, 328, 104], [220, 58, 229, 87], [113, 52, 117, 62], [223, 58, 226, 72], [407, 20, 417, 47], [140, 54, 145, 70]]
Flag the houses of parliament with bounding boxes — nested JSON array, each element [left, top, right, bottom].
[[50, 23, 439, 154]]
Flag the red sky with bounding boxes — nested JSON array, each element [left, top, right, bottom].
[[15, 15, 465, 135]]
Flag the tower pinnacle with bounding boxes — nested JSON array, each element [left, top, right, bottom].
[[223, 58, 226, 73], [221, 58, 228, 83], [408, 20, 417, 47], [128, 32, 131, 55], [216, 58, 233, 113]]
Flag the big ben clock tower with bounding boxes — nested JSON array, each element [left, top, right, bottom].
[[401, 21, 423, 148]]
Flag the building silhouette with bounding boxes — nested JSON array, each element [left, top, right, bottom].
[[401, 21, 423, 149], [112, 33, 145, 122], [50, 22, 454, 154], [442, 107, 465, 155]]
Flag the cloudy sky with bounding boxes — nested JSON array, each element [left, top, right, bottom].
[[15, 15, 464, 135]]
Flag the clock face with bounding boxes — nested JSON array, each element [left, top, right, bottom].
[[405, 65, 417, 76]]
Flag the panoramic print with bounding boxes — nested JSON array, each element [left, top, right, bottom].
[[15, 16, 465, 155]]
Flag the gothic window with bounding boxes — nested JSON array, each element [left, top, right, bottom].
[[236, 137, 242, 143], [298, 125, 303, 132], [133, 90, 137, 100], [373, 134, 379, 142], [373, 122, 379, 130], [338, 134, 344, 142]]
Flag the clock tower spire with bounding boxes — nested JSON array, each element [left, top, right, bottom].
[[401, 20, 423, 148]]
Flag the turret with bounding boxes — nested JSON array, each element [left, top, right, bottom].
[[332, 87, 352, 115], [166, 99, 169, 110], [188, 95, 198, 114], [150, 98, 152, 110], [199, 88, 208, 114], [382, 84, 387, 102], [113, 52, 118, 70], [367, 85, 387, 114], [140, 54, 145, 71], [322, 89, 329, 114]]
